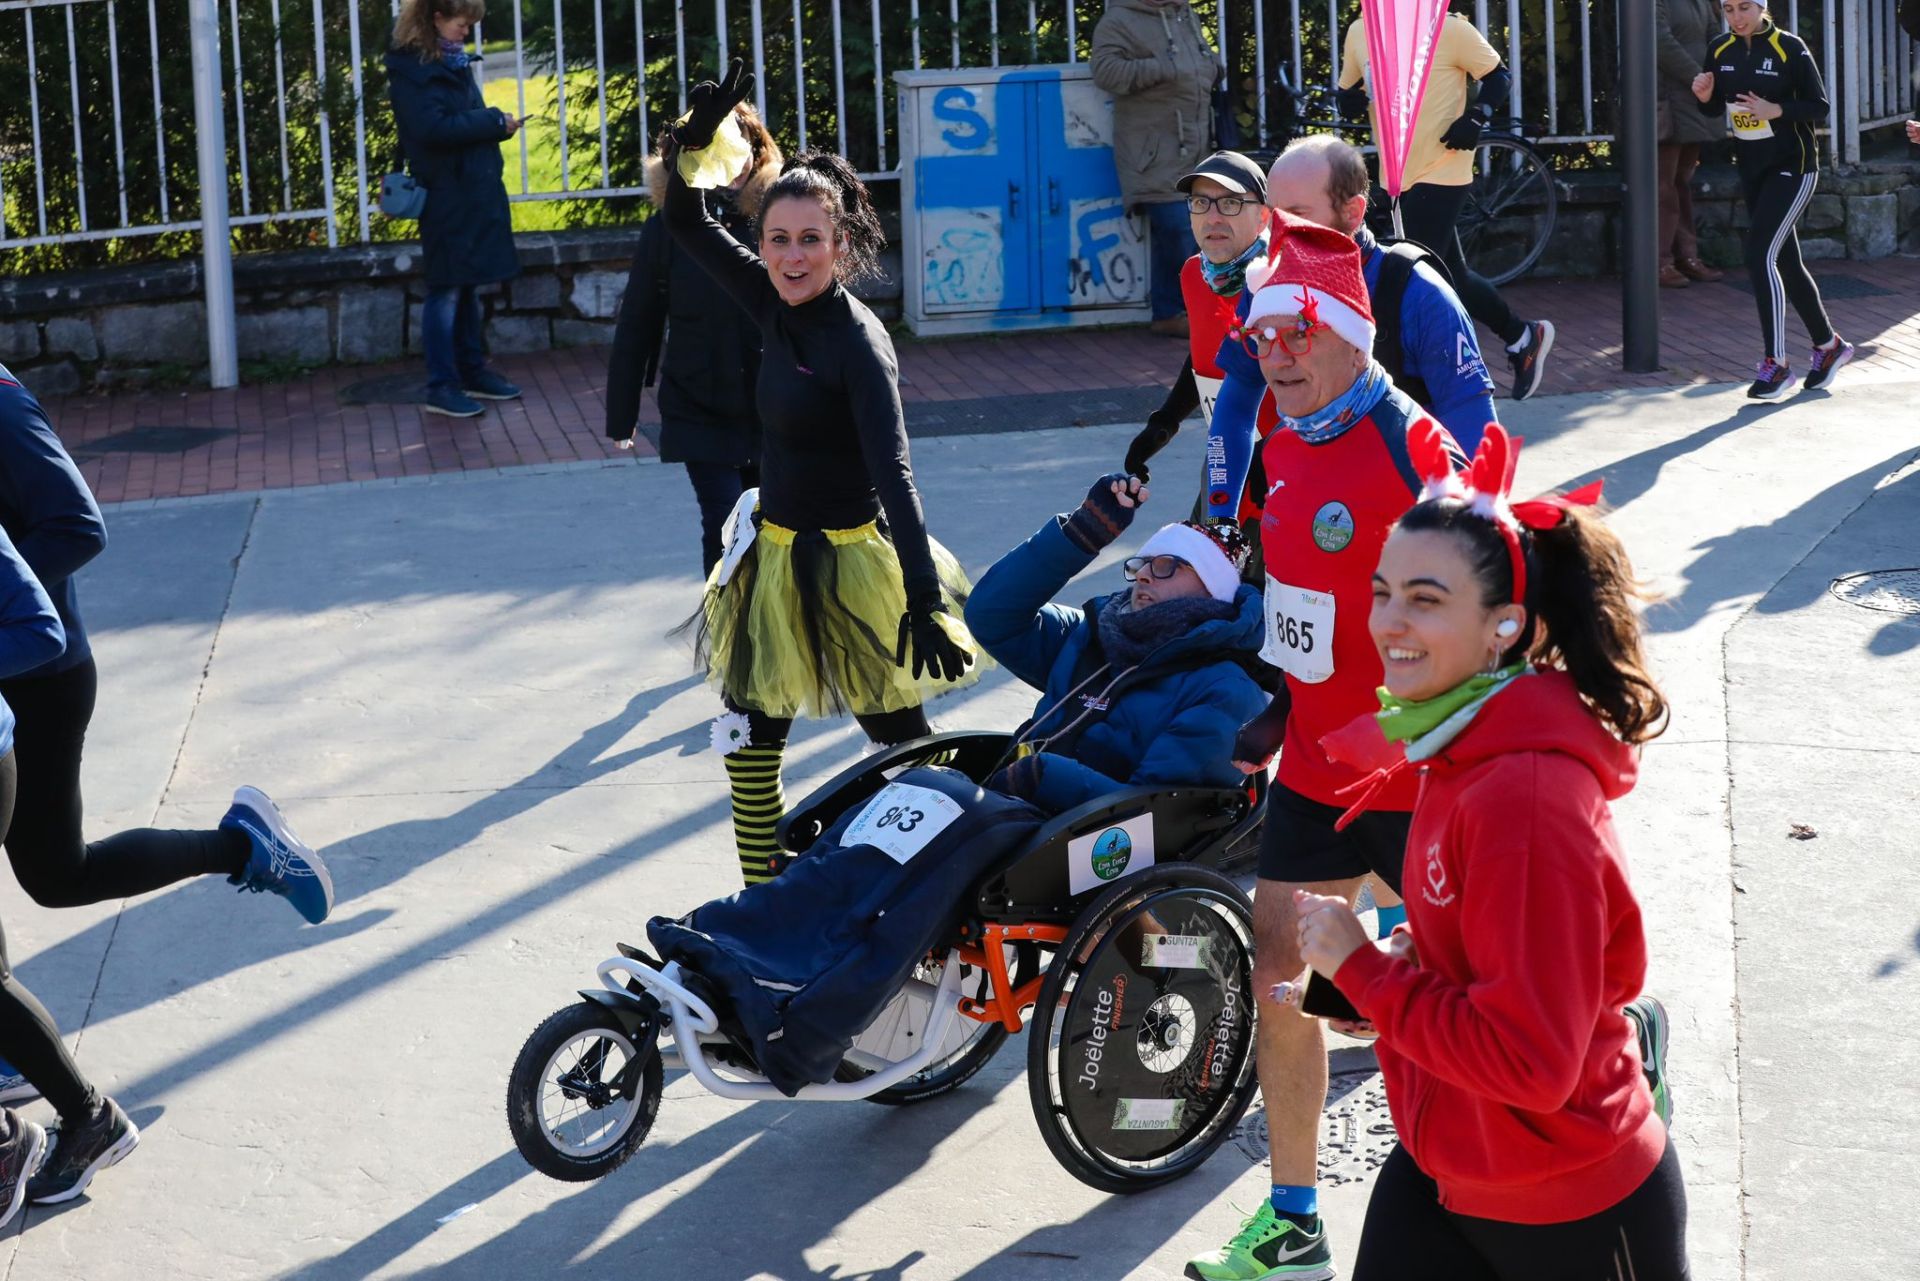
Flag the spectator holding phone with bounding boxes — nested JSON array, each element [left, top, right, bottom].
[[386, 0, 524, 419], [1292, 424, 1690, 1279]]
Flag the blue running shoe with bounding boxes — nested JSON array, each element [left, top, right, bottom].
[[0, 1061, 38, 1107], [223, 786, 334, 924]]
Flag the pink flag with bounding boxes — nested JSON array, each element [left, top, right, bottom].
[[1362, 0, 1453, 201]]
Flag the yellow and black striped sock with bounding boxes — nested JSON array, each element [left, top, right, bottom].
[[723, 745, 786, 886]]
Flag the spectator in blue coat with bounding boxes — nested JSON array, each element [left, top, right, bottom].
[[966, 474, 1270, 816], [386, 0, 524, 419]]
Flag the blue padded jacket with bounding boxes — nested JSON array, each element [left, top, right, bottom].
[[0, 520, 68, 756], [0, 363, 106, 677], [964, 514, 1270, 815]]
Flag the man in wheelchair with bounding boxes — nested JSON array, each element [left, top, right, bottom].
[[965, 472, 1272, 814]]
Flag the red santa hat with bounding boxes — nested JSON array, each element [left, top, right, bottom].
[[1240, 210, 1376, 357], [1135, 521, 1248, 604]]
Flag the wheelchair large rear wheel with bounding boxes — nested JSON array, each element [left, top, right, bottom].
[[1027, 864, 1258, 1193], [837, 942, 1041, 1104]]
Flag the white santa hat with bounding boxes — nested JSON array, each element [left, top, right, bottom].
[[1135, 522, 1245, 604], [1240, 210, 1377, 357]]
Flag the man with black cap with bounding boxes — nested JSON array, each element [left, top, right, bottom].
[[1121, 150, 1280, 575]]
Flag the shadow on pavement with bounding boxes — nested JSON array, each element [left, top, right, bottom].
[[1545, 398, 1793, 515]]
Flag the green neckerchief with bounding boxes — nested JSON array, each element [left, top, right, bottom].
[[1376, 663, 1529, 761]]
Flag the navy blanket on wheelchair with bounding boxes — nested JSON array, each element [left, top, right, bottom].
[[647, 765, 1045, 1096]]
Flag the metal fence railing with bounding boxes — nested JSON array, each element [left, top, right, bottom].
[[1, 0, 1913, 264]]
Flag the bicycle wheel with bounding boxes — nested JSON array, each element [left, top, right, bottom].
[[1458, 134, 1558, 287], [836, 942, 1040, 1104], [506, 1001, 663, 1182]]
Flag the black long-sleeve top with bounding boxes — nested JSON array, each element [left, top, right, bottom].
[[662, 164, 942, 607], [0, 365, 106, 677], [1697, 18, 1828, 176]]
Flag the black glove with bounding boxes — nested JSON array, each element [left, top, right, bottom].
[[1440, 110, 1487, 151], [1232, 698, 1289, 770], [1336, 86, 1370, 120], [669, 58, 755, 152], [896, 604, 974, 683], [1062, 472, 1144, 554], [1123, 411, 1179, 482]]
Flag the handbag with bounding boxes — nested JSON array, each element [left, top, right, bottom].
[[378, 161, 427, 220]]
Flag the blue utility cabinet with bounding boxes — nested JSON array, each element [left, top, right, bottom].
[[896, 65, 1152, 336]]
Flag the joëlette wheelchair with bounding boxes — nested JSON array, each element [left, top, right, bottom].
[[505, 729, 1266, 1194]]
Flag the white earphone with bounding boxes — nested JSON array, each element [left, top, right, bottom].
[[1495, 618, 1521, 638]]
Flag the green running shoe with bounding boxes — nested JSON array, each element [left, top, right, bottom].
[[1185, 1202, 1334, 1281], [1625, 995, 1673, 1128]]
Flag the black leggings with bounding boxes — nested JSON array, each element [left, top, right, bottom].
[[0, 660, 247, 909], [1741, 169, 1834, 361], [1395, 181, 1528, 347], [0, 752, 102, 1123], [1353, 1140, 1691, 1281]]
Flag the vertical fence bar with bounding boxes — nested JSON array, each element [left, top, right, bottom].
[[1544, 0, 1557, 134], [227, 0, 252, 215], [1504, 0, 1520, 120], [1290, 0, 1301, 90], [949, 0, 958, 67], [1066, 0, 1075, 62], [553, 0, 571, 189], [107, 0, 131, 226], [715, 0, 726, 54], [989, 0, 998, 67], [347, 0, 369, 241], [791, 0, 808, 150], [637, 0, 651, 162], [750, 0, 765, 116], [312, 0, 334, 245], [675, 0, 687, 111], [1843, 0, 1862, 159], [833, 0, 848, 154], [149, 0, 170, 220], [1325, 0, 1335, 88], [189, 0, 238, 385], [1580, 0, 1592, 134], [1823, 0, 1838, 166], [912, 0, 921, 67], [269, 0, 291, 208], [26, 9, 47, 236], [64, 6, 90, 232], [514, 0, 529, 192], [1254, 0, 1266, 145], [594, 0, 610, 189], [1029, 0, 1037, 61], [873, 0, 887, 166]]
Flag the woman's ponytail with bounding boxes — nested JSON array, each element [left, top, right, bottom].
[[1524, 505, 1669, 744], [763, 151, 887, 285]]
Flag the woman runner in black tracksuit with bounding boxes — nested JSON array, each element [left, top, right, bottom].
[[662, 63, 982, 885], [1693, 0, 1852, 400]]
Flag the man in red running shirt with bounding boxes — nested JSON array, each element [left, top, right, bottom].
[[1123, 151, 1279, 574], [1186, 214, 1466, 1281]]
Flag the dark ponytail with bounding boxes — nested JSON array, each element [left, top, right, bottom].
[[1396, 498, 1669, 745], [762, 152, 887, 285]]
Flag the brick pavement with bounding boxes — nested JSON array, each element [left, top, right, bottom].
[[40, 256, 1920, 505]]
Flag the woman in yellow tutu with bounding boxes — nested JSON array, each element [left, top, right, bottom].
[[658, 61, 982, 885]]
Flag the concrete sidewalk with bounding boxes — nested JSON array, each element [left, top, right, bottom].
[[0, 374, 1917, 1279]]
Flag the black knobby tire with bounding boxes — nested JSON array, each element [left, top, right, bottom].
[[837, 942, 1041, 1105], [507, 1001, 663, 1182], [1027, 864, 1259, 1194], [1458, 133, 1558, 286]]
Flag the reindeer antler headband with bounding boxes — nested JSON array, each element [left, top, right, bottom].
[[1407, 421, 1604, 606]]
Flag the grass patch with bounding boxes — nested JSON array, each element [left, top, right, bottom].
[[484, 71, 637, 232]]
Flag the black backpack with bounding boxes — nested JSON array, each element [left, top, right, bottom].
[[1369, 238, 1456, 412]]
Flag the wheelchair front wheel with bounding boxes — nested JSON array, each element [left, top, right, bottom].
[[837, 942, 1041, 1104], [1027, 864, 1258, 1194], [507, 1001, 663, 1182]]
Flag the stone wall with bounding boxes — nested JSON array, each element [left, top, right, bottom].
[[0, 226, 905, 400], [1526, 158, 1920, 278]]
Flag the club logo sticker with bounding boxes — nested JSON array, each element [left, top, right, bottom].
[[1091, 827, 1132, 881], [1312, 501, 1354, 553]]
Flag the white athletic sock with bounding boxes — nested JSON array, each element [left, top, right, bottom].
[[1818, 335, 1841, 351], [1505, 327, 1533, 354]]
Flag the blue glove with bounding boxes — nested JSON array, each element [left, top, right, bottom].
[[1062, 473, 1144, 554]]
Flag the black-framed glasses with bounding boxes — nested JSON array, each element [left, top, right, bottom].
[[1235, 318, 1325, 360], [1187, 193, 1256, 217], [1122, 554, 1191, 582]]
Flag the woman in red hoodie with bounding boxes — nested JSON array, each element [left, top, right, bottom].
[[1293, 423, 1690, 1279]]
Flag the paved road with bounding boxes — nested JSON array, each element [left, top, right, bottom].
[[2, 374, 1916, 1279]]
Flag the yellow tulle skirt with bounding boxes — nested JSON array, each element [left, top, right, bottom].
[[693, 517, 986, 720]]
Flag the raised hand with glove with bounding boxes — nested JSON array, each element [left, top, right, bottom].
[[668, 58, 755, 153], [896, 595, 975, 683], [1123, 409, 1183, 483], [1061, 472, 1150, 555]]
